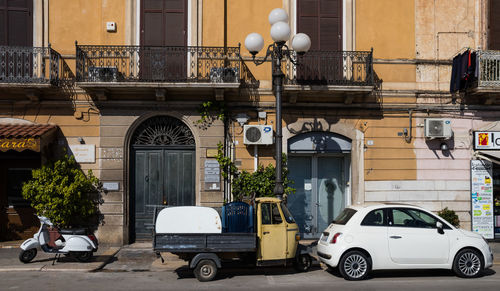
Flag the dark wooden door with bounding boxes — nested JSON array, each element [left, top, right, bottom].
[[140, 0, 187, 81], [132, 148, 195, 240], [296, 0, 342, 84], [489, 0, 500, 50], [0, 0, 33, 46], [0, 0, 33, 81]]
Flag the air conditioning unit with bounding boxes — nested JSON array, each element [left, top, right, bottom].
[[243, 125, 273, 145], [424, 118, 453, 139], [88, 66, 120, 82]]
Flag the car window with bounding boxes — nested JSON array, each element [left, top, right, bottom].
[[390, 208, 438, 228], [271, 203, 283, 224], [261, 203, 283, 225], [280, 202, 295, 223], [332, 208, 357, 225], [261, 203, 272, 224], [361, 209, 385, 226]]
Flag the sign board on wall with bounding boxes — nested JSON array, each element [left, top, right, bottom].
[[0, 138, 40, 152], [474, 131, 500, 150], [471, 159, 494, 239], [204, 159, 220, 191], [68, 144, 96, 163]]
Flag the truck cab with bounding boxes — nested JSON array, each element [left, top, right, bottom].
[[255, 197, 301, 266]]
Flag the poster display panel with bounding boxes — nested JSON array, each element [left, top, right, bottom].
[[471, 159, 494, 239]]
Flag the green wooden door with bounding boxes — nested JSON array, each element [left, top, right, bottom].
[[132, 149, 195, 239]]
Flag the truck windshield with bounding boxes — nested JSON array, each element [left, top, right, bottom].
[[281, 202, 296, 223]]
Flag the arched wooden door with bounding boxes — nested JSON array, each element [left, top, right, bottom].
[[130, 116, 195, 240]]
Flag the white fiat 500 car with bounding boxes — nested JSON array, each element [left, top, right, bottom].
[[317, 203, 493, 280]]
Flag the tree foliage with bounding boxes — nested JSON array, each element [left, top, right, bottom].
[[215, 142, 295, 201], [437, 207, 460, 227], [22, 154, 102, 228]]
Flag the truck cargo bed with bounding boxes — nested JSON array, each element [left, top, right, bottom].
[[154, 233, 256, 252]]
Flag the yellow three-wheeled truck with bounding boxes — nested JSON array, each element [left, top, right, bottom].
[[153, 197, 313, 281]]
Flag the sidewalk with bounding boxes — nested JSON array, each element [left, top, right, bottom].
[[0, 240, 119, 272]]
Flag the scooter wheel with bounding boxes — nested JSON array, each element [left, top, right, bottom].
[[19, 249, 37, 263], [75, 251, 93, 262]]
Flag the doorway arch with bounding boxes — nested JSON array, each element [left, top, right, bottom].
[[129, 115, 195, 240], [287, 131, 351, 238]]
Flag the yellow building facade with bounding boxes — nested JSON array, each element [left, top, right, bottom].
[[1, 0, 499, 244]]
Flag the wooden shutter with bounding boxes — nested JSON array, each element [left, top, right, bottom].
[[489, 0, 500, 50], [297, 0, 342, 51], [141, 0, 186, 46], [0, 0, 33, 46]]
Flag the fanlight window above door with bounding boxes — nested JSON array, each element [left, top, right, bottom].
[[131, 116, 195, 146]]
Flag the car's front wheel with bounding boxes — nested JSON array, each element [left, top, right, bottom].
[[339, 250, 371, 280], [453, 249, 483, 278]]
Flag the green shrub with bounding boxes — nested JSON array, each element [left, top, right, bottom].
[[215, 142, 295, 201], [22, 154, 102, 228], [437, 207, 460, 227]]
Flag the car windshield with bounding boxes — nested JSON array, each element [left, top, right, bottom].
[[332, 208, 357, 225], [281, 202, 296, 223]]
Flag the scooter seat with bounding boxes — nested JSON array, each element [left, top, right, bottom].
[[59, 228, 86, 235]]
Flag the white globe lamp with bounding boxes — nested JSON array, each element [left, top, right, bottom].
[[268, 8, 288, 25], [270, 21, 291, 43], [244, 33, 264, 55], [291, 33, 311, 54]]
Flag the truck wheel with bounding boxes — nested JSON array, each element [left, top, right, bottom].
[[453, 249, 483, 278], [339, 250, 370, 280], [194, 259, 217, 282], [19, 249, 37, 263], [294, 254, 312, 272]]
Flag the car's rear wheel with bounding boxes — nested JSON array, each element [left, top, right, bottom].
[[339, 250, 370, 280], [453, 249, 483, 278]]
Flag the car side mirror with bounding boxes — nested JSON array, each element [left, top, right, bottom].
[[436, 221, 444, 234]]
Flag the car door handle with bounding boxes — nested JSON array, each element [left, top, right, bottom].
[[263, 231, 270, 235], [390, 235, 402, 239]]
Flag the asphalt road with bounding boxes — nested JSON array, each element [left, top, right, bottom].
[[1, 264, 499, 291]]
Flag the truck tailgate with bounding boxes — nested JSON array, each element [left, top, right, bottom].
[[154, 233, 256, 252]]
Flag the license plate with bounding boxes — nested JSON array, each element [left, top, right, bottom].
[[320, 232, 329, 242]]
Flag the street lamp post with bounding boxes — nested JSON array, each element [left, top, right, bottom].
[[244, 8, 311, 198]]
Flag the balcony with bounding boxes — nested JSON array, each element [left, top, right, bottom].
[[283, 50, 376, 104], [75, 44, 249, 101], [0, 46, 62, 100], [467, 50, 500, 103]]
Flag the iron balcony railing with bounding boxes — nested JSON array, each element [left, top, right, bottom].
[[476, 50, 500, 88], [285, 50, 374, 86], [76, 44, 242, 84], [0, 45, 61, 85]]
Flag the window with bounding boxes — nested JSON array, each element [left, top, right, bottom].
[[261, 203, 283, 225], [390, 208, 439, 229], [7, 168, 32, 207], [361, 209, 385, 226], [332, 208, 357, 225], [280, 202, 295, 223]]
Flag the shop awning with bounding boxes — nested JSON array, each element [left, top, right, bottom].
[[474, 150, 500, 165], [0, 123, 57, 152]]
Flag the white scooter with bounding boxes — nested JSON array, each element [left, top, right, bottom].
[[19, 216, 98, 263]]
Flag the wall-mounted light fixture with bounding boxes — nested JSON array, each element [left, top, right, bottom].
[[235, 113, 250, 127], [440, 142, 449, 151]]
